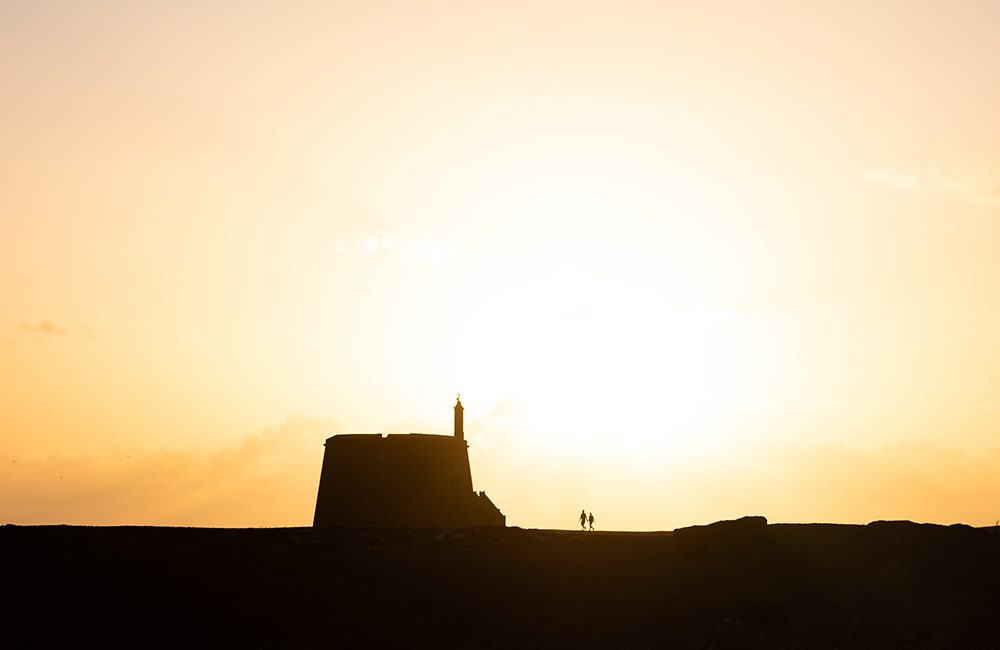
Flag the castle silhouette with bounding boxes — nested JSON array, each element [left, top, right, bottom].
[[313, 396, 505, 527]]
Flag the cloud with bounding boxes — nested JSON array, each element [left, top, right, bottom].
[[19, 321, 69, 335], [15, 321, 93, 343], [865, 161, 1000, 205], [560, 308, 593, 323], [484, 436, 1000, 530], [466, 396, 524, 451], [409, 237, 458, 265], [358, 230, 395, 254], [0, 415, 342, 527], [864, 167, 919, 188], [622, 440, 1000, 529], [688, 305, 737, 325], [734, 398, 865, 411], [761, 441, 1000, 521]]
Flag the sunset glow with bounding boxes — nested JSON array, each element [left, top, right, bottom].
[[3, 0, 1000, 530]]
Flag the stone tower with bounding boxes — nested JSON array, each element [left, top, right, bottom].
[[312, 397, 504, 528]]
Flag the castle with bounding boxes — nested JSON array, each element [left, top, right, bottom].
[[313, 396, 506, 528]]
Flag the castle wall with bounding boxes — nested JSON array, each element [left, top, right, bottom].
[[313, 433, 505, 528]]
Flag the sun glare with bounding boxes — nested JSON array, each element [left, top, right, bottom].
[[457, 189, 748, 454]]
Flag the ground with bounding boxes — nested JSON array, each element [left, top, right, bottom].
[[2, 519, 999, 648]]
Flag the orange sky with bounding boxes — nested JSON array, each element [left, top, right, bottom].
[[3, 0, 1000, 529]]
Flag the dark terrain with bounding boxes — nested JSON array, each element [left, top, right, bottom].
[[3, 517, 1000, 648]]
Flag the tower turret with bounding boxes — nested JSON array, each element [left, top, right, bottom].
[[454, 394, 464, 440]]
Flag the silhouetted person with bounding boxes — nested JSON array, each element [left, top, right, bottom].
[[588, 512, 595, 531], [580, 509, 587, 530]]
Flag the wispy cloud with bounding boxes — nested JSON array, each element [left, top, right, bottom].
[[647, 440, 1000, 527], [765, 441, 1000, 516], [734, 398, 865, 411], [326, 239, 345, 255], [358, 230, 395, 254], [865, 161, 1000, 205], [687, 305, 737, 325], [409, 237, 458, 265], [19, 321, 68, 335], [466, 396, 523, 451], [15, 321, 93, 343], [560, 308, 593, 323], [0, 415, 342, 527], [864, 168, 919, 188]]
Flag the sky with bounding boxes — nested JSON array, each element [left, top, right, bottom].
[[3, 0, 1000, 529]]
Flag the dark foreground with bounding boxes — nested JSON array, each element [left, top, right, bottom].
[[3, 519, 1000, 649]]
